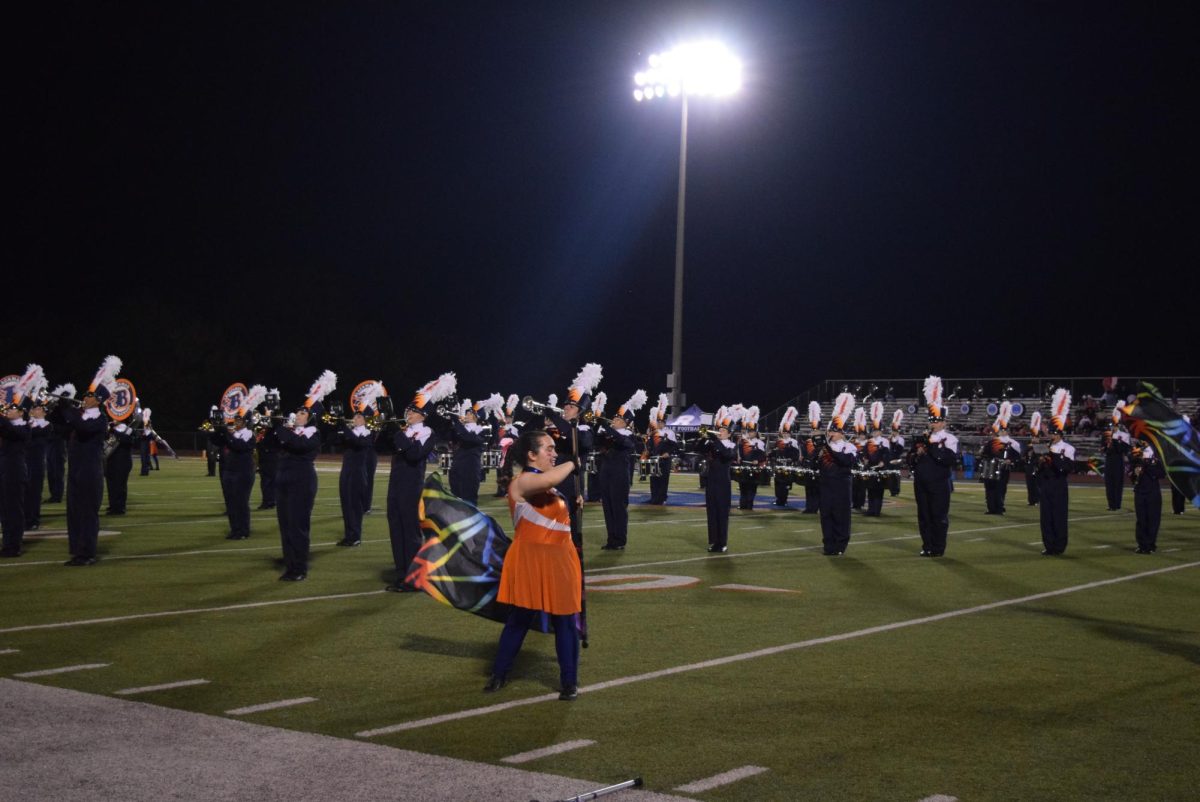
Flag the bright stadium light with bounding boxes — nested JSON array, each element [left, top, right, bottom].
[[632, 40, 742, 414]]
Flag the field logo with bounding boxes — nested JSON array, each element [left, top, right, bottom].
[[0, 375, 17, 406], [351, 379, 386, 413], [105, 378, 138, 422], [221, 382, 248, 423]]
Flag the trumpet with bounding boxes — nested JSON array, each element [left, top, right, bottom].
[[522, 396, 563, 416], [44, 393, 82, 410], [582, 410, 614, 427], [697, 424, 725, 438]]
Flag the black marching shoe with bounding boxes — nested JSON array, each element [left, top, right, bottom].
[[707, 544, 728, 553], [558, 685, 579, 701], [483, 675, 507, 693], [385, 583, 416, 593], [600, 544, 625, 551], [64, 556, 98, 566], [279, 572, 306, 581], [336, 539, 361, 547], [0, 548, 24, 558], [919, 550, 932, 557]]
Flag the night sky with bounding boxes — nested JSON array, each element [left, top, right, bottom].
[[9, 1, 1194, 426]]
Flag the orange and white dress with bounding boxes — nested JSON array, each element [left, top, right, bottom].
[[497, 487, 582, 615]]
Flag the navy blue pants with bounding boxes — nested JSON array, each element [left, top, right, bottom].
[[45, 442, 65, 502], [1038, 479, 1069, 553], [819, 477, 851, 553], [914, 478, 950, 553], [67, 463, 103, 558], [1134, 486, 1162, 550], [1, 467, 28, 552], [276, 466, 316, 574], [600, 473, 629, 548], [492, 607, 579, 688], [1104, 468, 1124, 510], [222, 468, 255, 539], [339, 457, 368, 542]]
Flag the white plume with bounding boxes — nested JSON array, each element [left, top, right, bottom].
[[14, 363, 44, 402], [358, 381, 387, 413], [547, 393, 558, 409], [478, 392, 506, 421], [505, 393, 520, 416], [305, 370, 337, 405], [622, 389, 648, 413], [745, 405, 761, 428], [923, 375, 943, 414], [52, 383, 76, 399], [653, 393, 669, 421], [592, 392, 607, 415], [1051, 388, 1071, 430], [808, 401, 821, 428], [853, 406, 867, 432], [242, 384, 267, 413], [570, 362, 604, 396], [417, 372, 457, 405], [142, 408, 152, 426], [891, 409, 904, 430], [869, 400, 884, 429], [1030, 410, 1043, 435], [831, 393, 855, 430], [781, 406, 799, 431], [90, 355, 122, 392]]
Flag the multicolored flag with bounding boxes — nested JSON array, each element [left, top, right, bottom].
[[1119, 382, 1200, 508], [406, 474, 585, 634]]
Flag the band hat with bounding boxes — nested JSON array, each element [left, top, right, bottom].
[[651, 392, 669, 423], [853, 406, 867, 434], [616, 389, 647, 423], [869, 401, 884, 431], [564, 362, 603, 411], [808, 401, 821, 430], [780, 405, 799, 433], [86, 355, 122, 403], [742, 405, 760, 431], [923, 375, 945, 421], [1029, 410, 1043, 436], [992, 400, 1012, 433], [891, 408, 904, 431], [477, 392, 506, 422], [408, 372, 457, 415], [1049, 388, 1071, 434], [239, 385, 267, 419], [830, 392, 855, 431], [590, 391, 607, 417], [10, 363, 45, 408], [504, 393, 520, 417]]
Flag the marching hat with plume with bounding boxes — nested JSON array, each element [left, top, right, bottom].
[[477, 392, 506, 422], [991, 400, 1012, 433], [504, 393, 520, 419], [829, 392, 855, 432], [853, 406, 867, 434], [1030, 410, 1043, 437], [651, 393, 669, 424], [1049, 388, 1071, 435], [923, 375, 945, 422], [239, 385, 268, 419], [891, 409, 904, 432], [408, 372, 457, 417], [9, 363, 44, 410], [563, 363, 603, 411], [616, 389, 647, 423], [86, 355, 122, 403], [357, 381, 387, 417], [301, 370, 337, 417], [808, 401, 821, 430], [743, 405, 761, 431], [781, 406, 799, 433], [870, 401, 884, 431], [591, 392, 607, 418]]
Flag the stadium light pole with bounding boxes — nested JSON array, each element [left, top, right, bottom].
[[634, 42, 742, 415]]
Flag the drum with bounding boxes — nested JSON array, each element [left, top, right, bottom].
[[482, 449, 503, 470], [757, 467, 772, 487], [638, 457, 652, 480], [648, 458, 664, 478], [977, 458, 1003, 481], [437, 452, 453, 471], [586, 453, 598, 475]]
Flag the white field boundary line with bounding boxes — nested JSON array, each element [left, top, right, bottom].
[[357, 559, 1200, 736], [115, 679, 209, 695], [226, 697, 318, 716], [500, 739, 596, 764], [14, 663, 110, 678], [0, 648, 19, 655], [675, 765, 770, 793]]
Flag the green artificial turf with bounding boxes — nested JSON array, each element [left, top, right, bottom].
[[2, 459, 1197, 800]]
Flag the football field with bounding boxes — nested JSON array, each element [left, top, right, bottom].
[[2, 459, 1198, 801]]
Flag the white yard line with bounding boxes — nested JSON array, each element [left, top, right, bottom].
[[226, 697, 318, 716], [674, 765, 770, 793], [500, 739, 596, 764], [115, 679, 210, 695], [14, 663, 110, 678], [0, 648, 20, 655], [356, 560, 1200, 736]]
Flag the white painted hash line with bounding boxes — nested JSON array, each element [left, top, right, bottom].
[[226, 697, 318, 716], [0, 648, 19, 655], [115, 679, 209, 695], [14, 663, 109, 678], [500, 739, 595, 764], [355, 559, 1200, 736], [675, 765, 769, 793]]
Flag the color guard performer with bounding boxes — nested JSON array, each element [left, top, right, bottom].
[[385, 372, 453, 591], [911, 376, 958, 557], [213, 385, 263, 541], [1101, 404, 1131, 511], [978, 401, 1021, 515], [1036, 389, 1075, 556], [596, 388, 642, 550], [1129, 438, 1164, 554], [801, 402, 823, 514], [819, 393, 857, 555], [275, 371, 336, 580], [862, 402, 890, 517], [700, 406, 737, 552], [645, 394, 678, 505], [736, 406, 766, 510], [770, 406, 801, 508]]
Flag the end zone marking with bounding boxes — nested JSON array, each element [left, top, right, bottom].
[[675, 765, 769, 793], [358, 559, 1200, 735], [500, 739, 596, 764], [115, 679, 210, 695], [713, 584, 800, 594], [14, 663, 110, 678], [226, 697, 317, 715]]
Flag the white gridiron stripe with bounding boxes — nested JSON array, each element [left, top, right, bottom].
[[115, 679, 209, 695], [0, 648, 19, 655], [355, 560, 1200, 736], [500, 739, 596, 764], [225, 697, 318, 716], [0, 590, 386, 635], [675, 765, 769, 793], [14, 663, 110, 678]]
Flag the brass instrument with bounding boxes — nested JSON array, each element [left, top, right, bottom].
[[45, 393, 83, 410], [697, 424, 725, 438], [522, 396, 563, 416], [583, 410, 614, 427]]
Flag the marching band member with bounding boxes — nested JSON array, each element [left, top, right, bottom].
[[851, 407, 868, 511], [139, 407, 154, 475], [484, 428, 582, 701], [448, 398, 487, 505], [24, 390, 51, 532], [103, 414, 134, 516], [1023, 411, 1043, 506], [736, 405, 766, 510], [213, 386, 263, 541], [57, 356, 121, 566], [912, 376, 958, 557], [1101, 404, 1131, 511], [0, 365, 41, 558], [584, 392, 606, 502], [274, 371, 335, 580], [1036, 389, 1075, 556], [337, 382, 383, 547], [819, 393, 857, 555], [44, 383, 72, 504], [978, 401, 1020, 515], [596, 389, 642, 551], [802, 402, 823, 514], [886, 409, 905, 497], [493, 393, 522, 498], [1129, 439, 1165, 553], [255, 389, 281, 510], [546, 364, 603, 545], [770, 406, 801, 508], [863, 402, 890, 517], [385, 372, 453, 591], [645, 394, 677, 505], [701, 406, 737, 552]]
